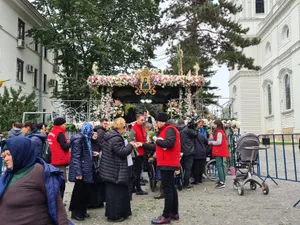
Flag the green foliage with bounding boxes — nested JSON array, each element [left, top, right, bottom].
[[0, 87, 38, 131], [161, 0, 260, 71], [28, 0, 162, 105]]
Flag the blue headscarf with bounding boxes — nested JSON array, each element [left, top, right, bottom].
[[0, 137, 38, 198], [81, 123, 94, 159]]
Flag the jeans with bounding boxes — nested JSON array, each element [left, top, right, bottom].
[[161, 170, 179, 218], [215, 157, 226, 182], [181, 154, 194, 186], [156, 167, 161, 180]]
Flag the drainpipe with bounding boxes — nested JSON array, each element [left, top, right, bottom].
[[39, 45, 43, 119]]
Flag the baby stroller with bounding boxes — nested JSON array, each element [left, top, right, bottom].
[[233, 133, 269, 196]]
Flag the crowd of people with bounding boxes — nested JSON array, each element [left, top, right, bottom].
[[0, 111, 230, 224]]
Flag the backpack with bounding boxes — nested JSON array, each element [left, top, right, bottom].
[[42, 141, 52, 163]]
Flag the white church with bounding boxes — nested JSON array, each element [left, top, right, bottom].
[[229, 0, 300, 135]]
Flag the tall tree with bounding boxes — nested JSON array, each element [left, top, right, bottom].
[[0, 87, 38, 131], [161, 0, 260, 71], [28, 0, 161, 103]]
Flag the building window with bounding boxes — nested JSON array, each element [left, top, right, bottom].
[[256, 0, 264, 14], [53, 51, 58, 64], [18, 19, 25, 40], [54, 80, 58, 94], [267, 84, 272, 115], [284, 74, 291, 110], [34, 42, 38, 52], [282, 25, 290, 41], [34, 69, 38, 88], [43, 74, 47, 92], [16, 58, 24, 81], [265, 42, 271, 58], [44, 47, 48, 59]]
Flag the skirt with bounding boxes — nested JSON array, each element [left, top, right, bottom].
[[105, 182, 132, 220], [88, 182, 106, 208]]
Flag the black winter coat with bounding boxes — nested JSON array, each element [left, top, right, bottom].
[[100, 129, 133, 185], [177, 125, 197, 156], [194, 133, 208, 159], [69, 133, 93, 183]]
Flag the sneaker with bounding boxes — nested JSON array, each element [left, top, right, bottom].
[[216, 182, 225, 189], [215, 181, 221, 186], [151, 216, 171, 224], [170, 213, 180, 221]]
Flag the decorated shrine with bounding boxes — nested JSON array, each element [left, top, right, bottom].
[[87, 67, 205, 120]]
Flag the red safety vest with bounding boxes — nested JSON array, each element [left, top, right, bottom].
[[156, 125, 181, 167], [212, 129, 230, 158], [48, 126, 70, 166], [132, 123, 146, 156]]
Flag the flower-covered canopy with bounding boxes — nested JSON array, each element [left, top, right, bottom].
[[87, 69, 205, 88]]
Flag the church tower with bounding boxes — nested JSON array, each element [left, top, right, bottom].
[[228, 0, 271, 133]]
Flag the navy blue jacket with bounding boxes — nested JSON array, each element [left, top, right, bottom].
[[28, 133, 47, 157], [194, 133, 208, 159], [69, 134, 93, 183], [36, 158, 73, 225]]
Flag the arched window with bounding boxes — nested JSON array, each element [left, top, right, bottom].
[[265, 42, 271, 58], [256, 0, 265, 13], [267, 84, 272, 115], [282, 25, 290, 41], [284, 74, 291, 110]]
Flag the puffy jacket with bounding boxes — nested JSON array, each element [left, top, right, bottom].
[[100, 129, 133, 185], [36, 158, 73, 225], [194, 133, 208, 159], [7, 128, 23, 139], [68, 134, 93, 183], [177, 124, 197, 156], [28, 133, 47, 157]]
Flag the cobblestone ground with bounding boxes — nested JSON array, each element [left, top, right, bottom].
[[65, 176, 300, 225]]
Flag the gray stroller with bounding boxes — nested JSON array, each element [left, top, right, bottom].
[[233, 133, 269, 196]]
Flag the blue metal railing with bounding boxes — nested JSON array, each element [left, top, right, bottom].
[[256, 133, 300, 182]]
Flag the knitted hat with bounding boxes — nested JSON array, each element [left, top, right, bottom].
[[54, 117, 66, 126], [155, 112, 168, 122]]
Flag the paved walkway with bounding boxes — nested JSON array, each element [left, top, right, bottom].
[[65, 176, 300, 225]]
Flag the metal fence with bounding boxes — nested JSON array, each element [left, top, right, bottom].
[[257, 134, 300, 182]]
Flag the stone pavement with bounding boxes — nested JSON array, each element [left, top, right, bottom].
[[64, 176, 300, 225]]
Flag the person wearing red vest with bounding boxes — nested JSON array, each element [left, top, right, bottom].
[[130, 114, 148, 195], [209, 120, 230, 189], [151, 112, 181, 224], [47, 117, 70, 182]]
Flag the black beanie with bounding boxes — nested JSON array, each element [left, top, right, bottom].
[[54, 117, 66, 126], [155, 112, 168, 122]]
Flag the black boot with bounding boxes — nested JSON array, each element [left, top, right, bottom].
[[71, 211, 84, 221]]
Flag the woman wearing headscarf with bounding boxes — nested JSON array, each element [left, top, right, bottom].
[[68, 123, 96, 221], [100, 118, 136, 222], [0, 136, 70, 225]]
